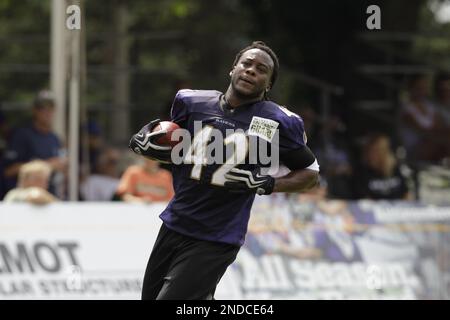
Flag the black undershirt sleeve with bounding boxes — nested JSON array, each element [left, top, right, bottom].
[[280, 145, 316, 171]]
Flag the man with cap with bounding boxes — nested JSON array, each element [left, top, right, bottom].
[[2, 90, 67, 198]]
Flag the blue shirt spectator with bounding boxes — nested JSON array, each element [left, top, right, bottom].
[[2, 90, 67, 198]]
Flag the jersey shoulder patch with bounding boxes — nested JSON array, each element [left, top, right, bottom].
[[248, 116, 279, 142]]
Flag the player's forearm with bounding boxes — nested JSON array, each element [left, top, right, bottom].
[[273, 169, 319, 193]]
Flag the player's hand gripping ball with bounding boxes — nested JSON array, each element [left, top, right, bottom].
[[151, 121, 181, 148], [128, 119, 180, 164]]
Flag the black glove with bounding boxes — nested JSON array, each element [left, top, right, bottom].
[[128, 119, 172, 164], [224, 167, 275, 195]]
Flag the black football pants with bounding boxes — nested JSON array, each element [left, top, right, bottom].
[[141, 223, 240, 300]]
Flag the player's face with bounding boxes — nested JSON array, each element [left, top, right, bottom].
[[230, 49, 274, 99]]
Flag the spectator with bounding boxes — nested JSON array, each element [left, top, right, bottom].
[[398, 74, 441, 163], [0, 110, 11, 199], [4, 160, 58, 204], [356, 133, 411, 200], [297, 107, 336, 202], [83, 120, 104, 173], [78, 119, 105, 186], [116, 157, 174, 203], [435, 72, 450, 119], [433, 72, 450, 161], [2, 90, 67, 197], [309, 111, 354, 199], [80, 147, 121, 201], [0, 110, 10, 155]]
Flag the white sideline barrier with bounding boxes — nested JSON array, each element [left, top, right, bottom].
[[0, 203, 164, 300], [2, 200, 450, 300]]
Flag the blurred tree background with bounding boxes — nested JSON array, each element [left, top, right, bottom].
[[0, 0, 449, 161]]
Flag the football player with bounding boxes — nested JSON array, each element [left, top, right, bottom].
[[130, 41, 320, 300]]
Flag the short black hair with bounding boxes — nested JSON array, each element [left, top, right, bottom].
[[232, 41, 280, 89]]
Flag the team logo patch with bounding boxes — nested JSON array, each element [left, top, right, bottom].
[[248, 116, 279, 142]]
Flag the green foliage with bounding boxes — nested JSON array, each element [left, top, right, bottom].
[[0, 0, 448, 144], [0, 0, 50, 104], [412, 0, 450, 70]]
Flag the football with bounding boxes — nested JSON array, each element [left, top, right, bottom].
[[152, 121, 181, 147]]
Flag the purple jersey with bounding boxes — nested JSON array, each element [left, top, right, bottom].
[[160, 89, 307, 246]]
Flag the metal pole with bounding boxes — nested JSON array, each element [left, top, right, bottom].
[[68, 17, 81, 201], [50, 0, 67, 142]]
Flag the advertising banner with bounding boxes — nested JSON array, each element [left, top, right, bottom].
[[1, 199, 449, 299], [0, 203, 163, 299], [216, 197, 450, 299]]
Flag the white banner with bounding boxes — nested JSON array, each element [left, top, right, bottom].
[[2, 201, 450, 300], [0, 203, 164, 300]]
